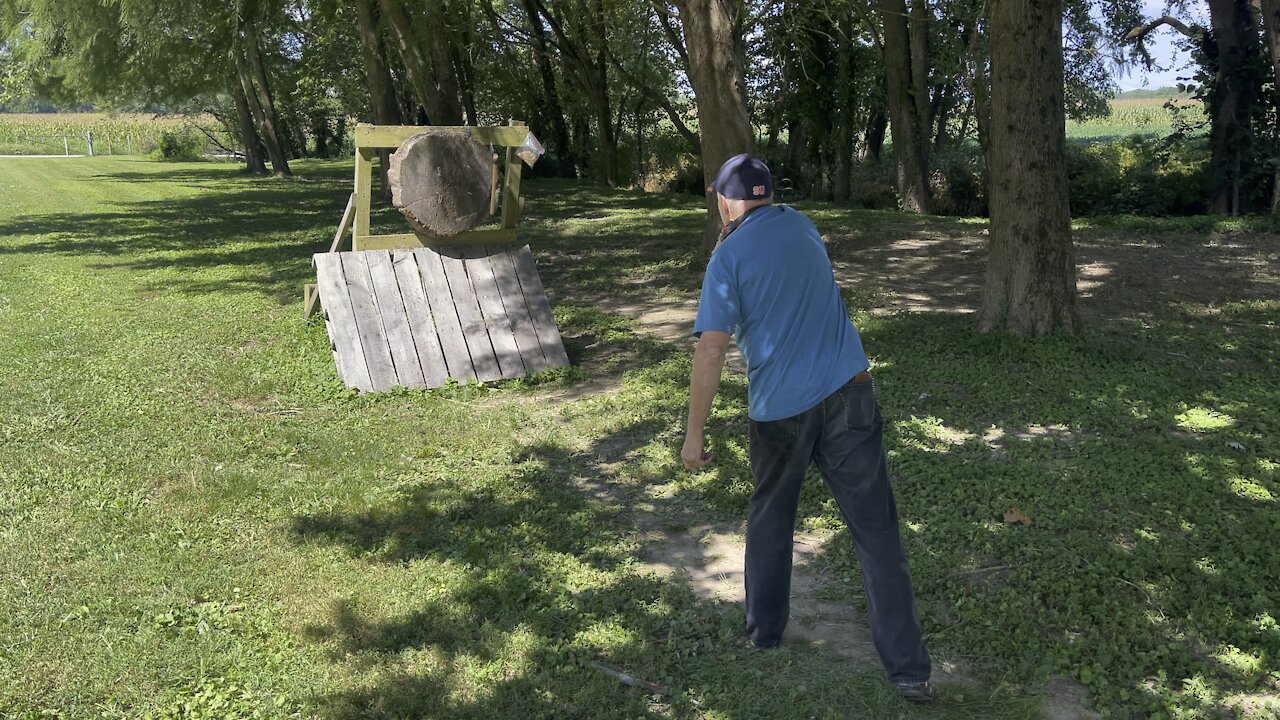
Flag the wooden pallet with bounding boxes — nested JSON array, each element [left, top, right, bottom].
[[314, 244, 569, 392]]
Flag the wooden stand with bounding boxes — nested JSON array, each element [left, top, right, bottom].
[[306, 121, 569, 393]]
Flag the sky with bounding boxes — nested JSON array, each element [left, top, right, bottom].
[[1111, 0, 1211, 91]]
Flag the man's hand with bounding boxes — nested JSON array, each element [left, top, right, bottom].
[[684, 330, 730, 471], [681, 434, 713, 470]]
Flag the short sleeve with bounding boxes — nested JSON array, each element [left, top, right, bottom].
[[693, 251, 740, 337]]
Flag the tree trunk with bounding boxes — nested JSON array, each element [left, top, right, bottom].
[[242, 17, 292, 176], [978, 0, 1079, 336], [450, 2, 480, 126], [520, 0, 575, 175], [881, 0, 930, 212], [355, 0, 403, 199], [1205, 0, 1258, 215], [228, 69, 266, 174], [861, 107, 887, 161], [833, 15, 856, 203], [233, 44, 290, 177], [910, 0, 931, 145], [424, 0, 467, 123], [380, 0, 463, 124], [932, 83, 951, 149], [1259, 0, 1280, 213], [676, 0, 755, 263]]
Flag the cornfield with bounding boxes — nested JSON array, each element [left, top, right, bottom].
[[0, 113, 234, 156], [1067, 97, 1204, 139]]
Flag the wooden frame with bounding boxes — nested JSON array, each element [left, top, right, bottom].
[[305, 120, 532, 319], [351, 120, 528, 252]]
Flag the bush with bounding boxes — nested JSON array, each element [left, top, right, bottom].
[[1066, 134, 1208, 216], [152, 129, 204, 161]]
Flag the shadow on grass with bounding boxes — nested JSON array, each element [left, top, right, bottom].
[[285, 310, 1049, 719]]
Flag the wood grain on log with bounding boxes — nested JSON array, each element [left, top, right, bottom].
[[388, 129, 492, 237]]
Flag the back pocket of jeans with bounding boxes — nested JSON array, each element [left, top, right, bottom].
[[839, 379, 879, 431]]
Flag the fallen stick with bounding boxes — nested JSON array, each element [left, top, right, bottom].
[[584, 659, 669, 695]]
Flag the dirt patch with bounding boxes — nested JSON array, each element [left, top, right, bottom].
[[827, 226, 1279, 321]]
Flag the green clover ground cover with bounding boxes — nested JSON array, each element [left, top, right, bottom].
[[0, 156, 1276, 719]]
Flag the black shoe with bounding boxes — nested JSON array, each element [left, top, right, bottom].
[[894, 680, 934, 703]]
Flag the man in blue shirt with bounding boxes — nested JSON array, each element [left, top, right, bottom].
[[681, 154, 933, 702]]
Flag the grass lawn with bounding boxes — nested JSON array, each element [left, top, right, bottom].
[[1, 156, 1277, 719]]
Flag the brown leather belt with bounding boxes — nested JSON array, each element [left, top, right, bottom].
[[853, 370, 873, 383]]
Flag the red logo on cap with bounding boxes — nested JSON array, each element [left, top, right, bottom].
[[752, 185, 766, 196]]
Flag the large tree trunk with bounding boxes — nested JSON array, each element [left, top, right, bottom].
[[520, 0, 575, 175], [380, 0, 463, 124], [675, 0, 755, 263], [355, 0, 403, 200], [1206, 0, 1259, 215], [978, 0, 1079, 336], [228, 69, 266, 174], [1260, 0, 1280, 214], [881, 0, 930, 212]]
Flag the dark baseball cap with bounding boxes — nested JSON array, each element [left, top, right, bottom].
[[708, 153, 772, 200]]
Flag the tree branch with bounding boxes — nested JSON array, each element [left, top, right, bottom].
[[1126, 15, 1202, 68], [606, 51, 700, 153]]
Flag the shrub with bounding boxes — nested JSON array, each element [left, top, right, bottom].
[[152, 129, 204, 161], [1066, 134, 1209, 216]]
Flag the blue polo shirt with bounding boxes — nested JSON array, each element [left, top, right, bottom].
[[693, 205, 869, 422]]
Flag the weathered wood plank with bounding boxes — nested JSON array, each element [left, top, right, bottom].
[[439, 249, 502, 382], [511, 244, 570, 368], [340, 252, 398, 390], [313, 253, 373, 392], [463, 245, 525, 379], [355, 228, 517, 251], [487, 245, 548, 373], [392, 250, 450, 388], [356, 123, 528, 149], [414, 248, 476, 382], [365, 250, 426, 388]]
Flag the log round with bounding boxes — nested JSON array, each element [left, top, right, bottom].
[[388, 129, 492, 237]]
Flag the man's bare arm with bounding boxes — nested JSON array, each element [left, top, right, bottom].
[[682, 330, 731, 469]]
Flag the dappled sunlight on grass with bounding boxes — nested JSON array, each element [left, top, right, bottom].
[[3, 157, 1276, 719]]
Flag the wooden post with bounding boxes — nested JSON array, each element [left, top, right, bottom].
[[353, 147, 374, 251], [490, 152, 500, 216], [63, 137, 69, 156], [501, 119, 526, 229], [86, 131, 94, 157]]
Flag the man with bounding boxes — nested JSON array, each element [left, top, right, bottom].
[[681, 154, 933, 702]]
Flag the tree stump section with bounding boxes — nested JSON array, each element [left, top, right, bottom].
[[388, 129, 492, 237]]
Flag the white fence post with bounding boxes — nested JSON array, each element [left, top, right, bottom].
[[86, 131, 94, 156]]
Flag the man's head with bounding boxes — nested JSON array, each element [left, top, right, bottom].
[[709, 154, 773, 224]]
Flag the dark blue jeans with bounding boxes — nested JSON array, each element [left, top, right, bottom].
[[745, 374, 931, 684]]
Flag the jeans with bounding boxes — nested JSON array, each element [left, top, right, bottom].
[[745, 374, 931, 684]]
